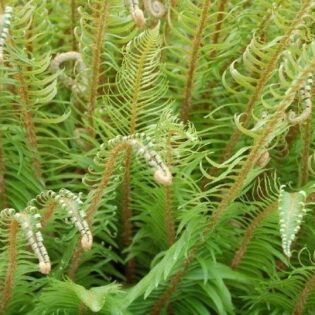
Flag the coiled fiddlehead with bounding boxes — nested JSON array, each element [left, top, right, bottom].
[[108, 134, 172, 186], [143, 0, 166, 19], [128, 0, 145, 28], [288, 73, 313, 124], [50, 51, 88, 95], [0, 208, 52, 274], [28, 189, 93, 251]]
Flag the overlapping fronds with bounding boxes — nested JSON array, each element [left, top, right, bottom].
[[1, 1, 315, 314]]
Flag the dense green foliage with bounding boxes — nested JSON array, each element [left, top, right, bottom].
[[0, 0, 315, 314]]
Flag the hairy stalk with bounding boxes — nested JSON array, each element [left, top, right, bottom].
[[0, 219, 18, 315], [121, 32, 157, 281], [205, 0, 312, 177], [210, 0, 228, 57], [231, 202, 276, 269], [151, 58, 315, 312], [0, 137, 7, 209], [69, 133, 172, 277], [180, 0, 212, 122], [150, 248, 196, 315], [293, 272, 315, 315], [87, 0, 109, 136], [40, 201, 58, 228], [284, 123, 300, 156], [299, 115, 312, 186], [68, 143, 126, 278], [15, 71, 42, 180], [164, 132, 175, 246], [71, 0, 77, 51]]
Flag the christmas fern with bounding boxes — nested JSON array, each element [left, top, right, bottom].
[[1, 1, 315, 315]]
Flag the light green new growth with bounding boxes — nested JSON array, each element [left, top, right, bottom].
[[1, 208, 51, 274], [108, 134, 172, 186], [29, 189, 93, 251], [278, 185, 307, 257], [0, 6, 13, 62]]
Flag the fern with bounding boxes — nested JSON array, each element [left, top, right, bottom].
[[1, 1, 315, 314]]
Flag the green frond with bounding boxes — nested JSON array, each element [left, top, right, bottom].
[[278, 185, 307, 257]]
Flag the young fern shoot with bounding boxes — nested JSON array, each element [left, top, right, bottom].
[[128, 0, 145, 28], [143, 0, 166, 19], [29, 189, 93, 251], [50, 51, 88, 95], [278, 185, 307, 257], [108, 134, 172, 186], [2, 208, 52, 275], [288, 73, 313, 124], [54, 189, 93, 251], [0, 6, 13, 62]]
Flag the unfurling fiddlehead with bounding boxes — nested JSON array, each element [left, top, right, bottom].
[[128, 0, 145, 28], [54, 189, 93, 251], [0, 208, 51, 274], [28, 189, 93, 251], [0, 6, 13, 62], [288, 73, 313, 124], [50, 51, 88, 95], [108, 134, 172, 186], [68, 134, 171, 278], [278, 185, 307, 257], [143, 0, 166, 19]]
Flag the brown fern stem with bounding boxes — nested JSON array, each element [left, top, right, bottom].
[[68, 143, 126, 278], [204, 0, 312, 178], [210, 0, 228, 58], [151, 59, 315, 312], [292, 272, 315, 315], [150, 247, 196, 315], [299, 113, 312, 186], [231, 202, 276, 269], [87, 0, 109, 136], [121, 31, 154, 281], [40, 201, 58, 228], [180, 0, 212, 122], [15, 71, 42, 180], [0, 137, 8, 209], [71, 0, 78, 51], [0, 220, 18, 315]]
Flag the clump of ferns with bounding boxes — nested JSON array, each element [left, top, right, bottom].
[[65, 131, 176, 283], [235, 183, 315, 314], [125, 112, 199, 270], [0, 189, 95, 314], [0, 207, 46, 315]]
